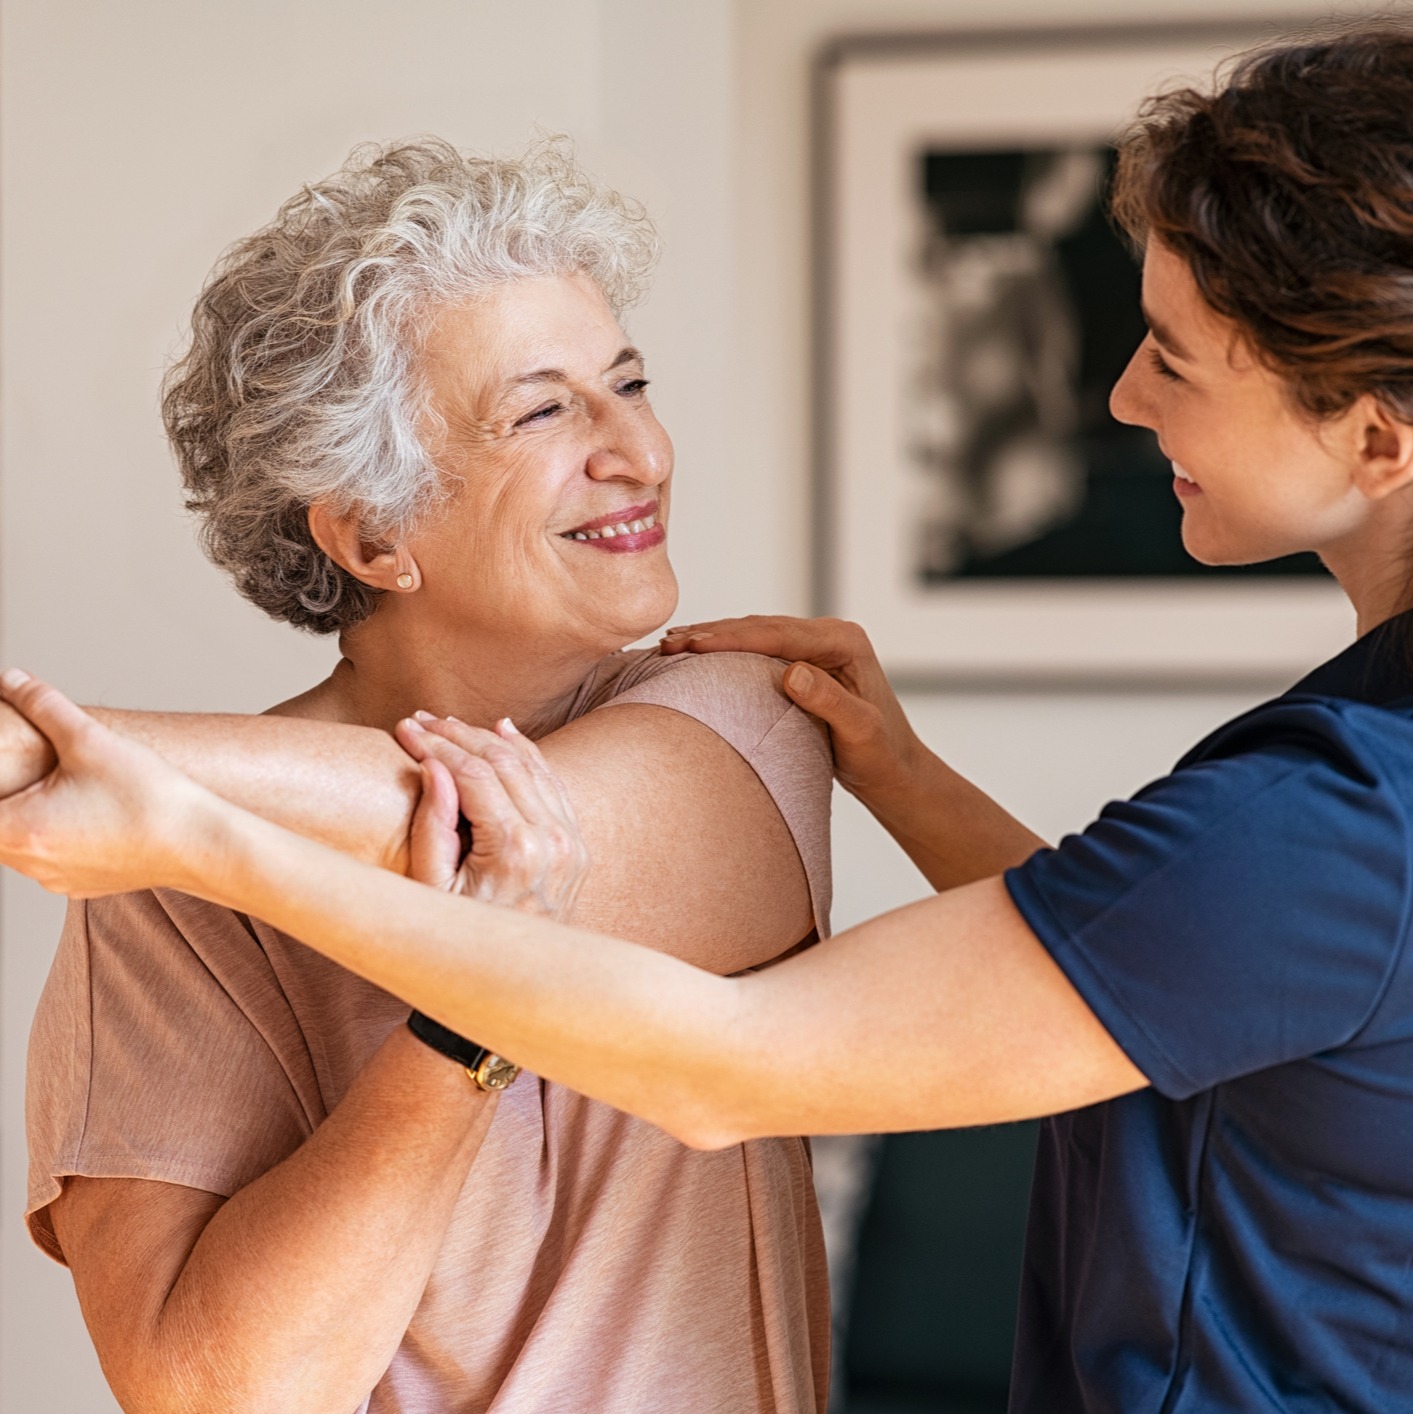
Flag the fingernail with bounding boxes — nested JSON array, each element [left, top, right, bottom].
[[688, 632, 714, 642], [499, 717, 521, 735], [414, 710, 435, 722], [664, 625, 689, 635], [402, 716, 425, 732], [0, 669, 30, 690], [785, 663, 814, 694], [446, 715, 462, 724]]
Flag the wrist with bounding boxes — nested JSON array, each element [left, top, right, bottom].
[[163, 786, 254, 899], [847, 730, 940, 807], [0, 702, 55, 798]]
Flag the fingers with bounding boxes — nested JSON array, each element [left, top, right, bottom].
[[659, 615, 871, 674], [408, 758, 462, 891], [0, 670, 98, 756], [412, 716, 558, 830], [780, 661, 882, 748], [491, 719, 582, 829], [401, 719, 528, 851], [396, 712, 589, 919]]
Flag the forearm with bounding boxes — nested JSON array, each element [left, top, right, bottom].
[[0, 700, 418, 871], [176, 799, 739, 1149], [137, 1025, 493, 1413], [857, 745, 1047, 891], [173, 796, 1135, 1153]]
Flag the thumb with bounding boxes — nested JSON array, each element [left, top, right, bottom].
[[782, 662, 877, 745], [408, 758, 461, 892], [0, 671, 95, 757]]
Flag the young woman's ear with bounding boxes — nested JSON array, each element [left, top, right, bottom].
[[307, 504, 421, 591], [1346, 395, 1413, 501]]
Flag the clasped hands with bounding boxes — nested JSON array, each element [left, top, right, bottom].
[[0, 669, 588, 921]]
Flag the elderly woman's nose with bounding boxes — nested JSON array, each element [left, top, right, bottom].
[[586, 409, 670, 485], [586, 442, 669, 485]]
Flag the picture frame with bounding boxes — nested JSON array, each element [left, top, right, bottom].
[[813, 22, 1355, 688]]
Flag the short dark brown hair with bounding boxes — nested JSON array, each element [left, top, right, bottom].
[[1112, 19, 1413, 423]]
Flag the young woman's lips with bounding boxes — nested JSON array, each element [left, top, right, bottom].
[[560, 504, 666, 554], [1172, 461, 1203, 499]]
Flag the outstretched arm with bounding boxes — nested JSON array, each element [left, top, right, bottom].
[[0, 700, 420, 871], [0, 667, 814, 975], [0, 673, 1143, 1151]]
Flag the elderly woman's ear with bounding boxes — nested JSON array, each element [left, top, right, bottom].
[[307, 503, 421, 593]]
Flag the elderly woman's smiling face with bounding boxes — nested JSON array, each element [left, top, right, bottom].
[[405, 272, 676, 657]]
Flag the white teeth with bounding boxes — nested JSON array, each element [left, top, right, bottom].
[[564, 511, 659, 541]]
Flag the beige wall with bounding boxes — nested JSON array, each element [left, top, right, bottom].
[[731, 0, 1361, 929], [0, 0, 1379, 1405], [0, 3, 739, 1405]]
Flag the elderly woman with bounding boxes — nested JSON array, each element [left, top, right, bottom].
[[14, 20, 1413, 1413], [6, 140, 832, 1413]]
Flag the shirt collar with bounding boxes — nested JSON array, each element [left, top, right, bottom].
[[1286, 608, 1413, 706]]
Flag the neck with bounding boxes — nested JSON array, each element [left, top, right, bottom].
[[279, 603, 613, 737], [1321, 512, 1413, 639]]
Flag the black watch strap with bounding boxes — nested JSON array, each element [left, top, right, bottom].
[[406, 1010, 521, 1092], [408, 1009, 489, 1067]]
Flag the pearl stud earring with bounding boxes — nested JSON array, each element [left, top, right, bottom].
[[396, 572, 414, 589]]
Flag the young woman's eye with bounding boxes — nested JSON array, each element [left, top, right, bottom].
[[516, 401, 563, 427], [1148, 347, 1183, 383]]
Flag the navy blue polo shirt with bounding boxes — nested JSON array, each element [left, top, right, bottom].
[[1005, 616, 1413, 1413]]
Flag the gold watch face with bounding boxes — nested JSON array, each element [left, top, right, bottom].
[[470, 1054, 521, 1092]]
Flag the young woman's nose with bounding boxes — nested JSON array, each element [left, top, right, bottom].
[[1109, 343, 1159, 432]]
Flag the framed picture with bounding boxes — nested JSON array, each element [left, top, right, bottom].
[[814, 23, 1354, 687]]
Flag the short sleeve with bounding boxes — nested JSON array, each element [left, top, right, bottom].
[[589, 650, 834, 937], [26, 891, 318, 1263], [1005, 700, 1413, 1099]]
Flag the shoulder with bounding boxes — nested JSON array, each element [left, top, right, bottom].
[[1057, 694, 1413, 890], [1012, 692, 1413, 998], [1006, 694, 1413, 1096], [568, 648, 835, 936], [1178, 691, 1413, 780], [578, 648, 827, 764]]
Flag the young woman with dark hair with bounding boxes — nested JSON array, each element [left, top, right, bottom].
[[5, 19, 1413, 1413]]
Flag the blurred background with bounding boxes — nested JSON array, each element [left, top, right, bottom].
[[0, 1, 1389, 1409]]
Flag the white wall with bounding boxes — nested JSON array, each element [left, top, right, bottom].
[[0, 0, 1385, 1406]]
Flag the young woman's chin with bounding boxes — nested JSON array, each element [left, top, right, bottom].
[[1178, 518, 1291, 569]]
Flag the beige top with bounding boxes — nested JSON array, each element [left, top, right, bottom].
[[26, 649, 834, 1414]]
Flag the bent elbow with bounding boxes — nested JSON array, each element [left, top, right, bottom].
[[677, 1125, 751, 1152], [664, 1097, 756, 1152]]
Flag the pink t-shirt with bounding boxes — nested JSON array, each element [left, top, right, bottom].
[[26, 650, 834, 1413]]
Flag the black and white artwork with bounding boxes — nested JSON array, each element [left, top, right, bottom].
[[819, 29, 1352, 682]]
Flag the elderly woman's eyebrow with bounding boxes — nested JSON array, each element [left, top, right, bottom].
[[509, 346, 645, 388]]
